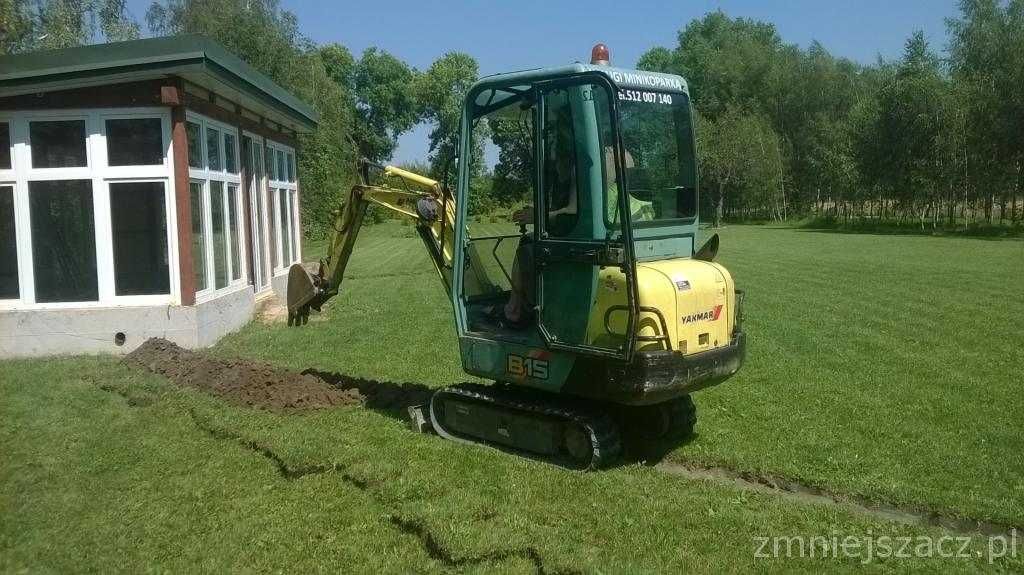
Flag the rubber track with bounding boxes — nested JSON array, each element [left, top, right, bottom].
[[430, 383, 623, 470]]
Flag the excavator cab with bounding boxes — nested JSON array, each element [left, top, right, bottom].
[[287, 46, 745, 468], [451, 62, 745, 400], [454, 72, 637, 366]]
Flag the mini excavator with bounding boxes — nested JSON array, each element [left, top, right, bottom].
[[287, 45, 746, 469]]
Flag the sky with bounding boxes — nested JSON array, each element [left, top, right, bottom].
[[125, 0, 960, 163]]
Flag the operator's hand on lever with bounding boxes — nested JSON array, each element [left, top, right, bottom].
[[511, 205, 534, 224], [512, 205, 533, 234]]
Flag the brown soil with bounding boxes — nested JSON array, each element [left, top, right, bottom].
[[125, 338, 364, 413]]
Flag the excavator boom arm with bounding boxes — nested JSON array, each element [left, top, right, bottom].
[[286, 161, 456, 325]]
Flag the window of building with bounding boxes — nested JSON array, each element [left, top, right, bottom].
[[288, 190, 298, 262], [206, 127, 221, 171], [106, 118, 163, 166], [0, 109, 175, 309], [279, 189, 292, 267], [0, 122, 10, 170], [244, 134, 269, 291], [29, 180, 98, 302], [187, 113, 245, 300], [228, 184, 242, 281], [266, 147, 277, 181], [30, 120, 87, 168], [0, 185, 17, 299], [190, 181, 207, 292], [267, 186, 278, 270], [266, 141, 299, 272], [211, 181, 228, 289], [224, 133, 237, 174], [110, 181, 169, 295], [186, 121, 203, 168]]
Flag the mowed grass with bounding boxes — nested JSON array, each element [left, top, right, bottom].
[[2, 222, 1023, 572], [235, 222, 1024, 524]]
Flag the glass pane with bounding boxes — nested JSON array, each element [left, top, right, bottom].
[[190, 182, 206, 291], [266, 147, 276, 180], [110, 182, 169, 295], [186, 122, 203, 168], [228, 185, 241, 280], [210, 181, 227, 289], [224, 132, 237, 174], [541, 87, 580, 238], [0, 123, 10, 170], [619, 91, 697, 223], [0, 186, 18, 298], [267, 187, 278, 269], [253, 170, 264, 285], [206, 127, 221, 171], [106, 118, 163, 166], [30, 121, 87, 168], [287, 152, 295, 182], [279, 189, 291, 265], [276, 151, 285, 183], [29, 180, 97, 302], [289, 191, 298, 262]]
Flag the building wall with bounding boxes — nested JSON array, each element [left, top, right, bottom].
[[0, 286, 254, 357]]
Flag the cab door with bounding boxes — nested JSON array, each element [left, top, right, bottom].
[[534, 75, 638, 360]]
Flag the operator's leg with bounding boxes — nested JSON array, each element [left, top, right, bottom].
[[504, 239, 535, 325]]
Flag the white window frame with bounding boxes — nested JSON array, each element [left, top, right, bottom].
[[186, 112, 247, 304], [266, 140, 300, 274], [243, 131, 273, 294], [0, 108, 180, 310], [0, 118, 17, 304]]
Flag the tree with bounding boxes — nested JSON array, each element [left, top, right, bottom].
[[859, 32, 948, 225], [415, 52, 479, 179], [2, 0, 139, 54], [489, 115, 533, 206], [318, 46, 420, 163], [948, 0, 1024, 224], [0, 0, 35, 54], [699, 106, 783, 226]]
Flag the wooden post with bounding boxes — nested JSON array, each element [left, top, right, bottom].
[[167, 83, 196, 306]]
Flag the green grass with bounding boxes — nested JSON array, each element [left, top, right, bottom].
[[3, 223, 1023, 572]]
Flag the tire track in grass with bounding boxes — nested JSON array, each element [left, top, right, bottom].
[[182, 405, 566, 575], [654, 461, 1022, 539]]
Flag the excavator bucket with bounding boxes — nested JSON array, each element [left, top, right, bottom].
[[286, 263, 319, 325]]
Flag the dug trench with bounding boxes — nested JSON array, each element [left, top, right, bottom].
[[119, 338, 1020, 544]]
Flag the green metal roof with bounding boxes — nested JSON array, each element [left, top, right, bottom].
[[0, 35, 318, 131], [472, 63, 689, 96]]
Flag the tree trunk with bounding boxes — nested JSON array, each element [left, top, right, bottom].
[[714, 182, 724, 228]]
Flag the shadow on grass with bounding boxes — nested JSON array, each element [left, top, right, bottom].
[[620, 433, 699, 468], [302, 368, 435, 422]]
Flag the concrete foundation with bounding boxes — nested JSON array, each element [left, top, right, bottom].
[[0, 286, 256, 358]]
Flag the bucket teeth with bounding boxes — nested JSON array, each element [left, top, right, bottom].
[[407, 404, 433, 434]]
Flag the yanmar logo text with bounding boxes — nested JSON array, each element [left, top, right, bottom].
[[682, 305, 723, 324]]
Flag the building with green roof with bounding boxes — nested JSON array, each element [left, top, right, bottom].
[[0, 36, 318, 357]]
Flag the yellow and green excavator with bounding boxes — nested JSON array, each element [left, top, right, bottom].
[[288, 45, 746, 469]]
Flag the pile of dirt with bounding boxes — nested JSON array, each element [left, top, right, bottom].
[[126, 338, 364, 413]]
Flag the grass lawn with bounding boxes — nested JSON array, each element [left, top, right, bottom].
[[2, 222, 1022, 572]]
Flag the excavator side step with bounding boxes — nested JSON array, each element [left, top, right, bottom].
[[428, 383, 622, 470]]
